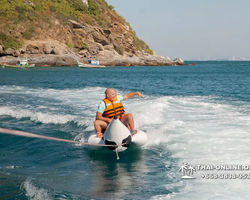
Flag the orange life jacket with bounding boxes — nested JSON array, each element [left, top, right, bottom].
[[102, 96, 125, 119]]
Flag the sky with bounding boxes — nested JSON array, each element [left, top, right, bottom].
[[106, 0, 250, 60]]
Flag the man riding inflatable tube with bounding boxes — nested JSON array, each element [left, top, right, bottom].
[[94, 88, 144, 139]]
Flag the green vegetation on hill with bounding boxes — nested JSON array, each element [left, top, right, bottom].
[[0, 0, 110, 24], [0, 0, 153, 55]]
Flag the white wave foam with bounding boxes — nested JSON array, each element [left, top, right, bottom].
[[0, 106, 76, 124], [146, 96, 250, 199], [0, 86, 104, 137], [22, 179, 52, 200]]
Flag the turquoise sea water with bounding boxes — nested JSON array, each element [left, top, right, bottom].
[[0, 61, 250, 199]]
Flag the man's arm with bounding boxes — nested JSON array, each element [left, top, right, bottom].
[[95, 101, 111, 123], [122, 92, 144, 100], [96, 112, 112, 123]]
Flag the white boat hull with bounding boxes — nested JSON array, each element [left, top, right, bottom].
[[78, 61, 105, 68]]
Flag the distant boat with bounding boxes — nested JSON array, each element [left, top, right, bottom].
[[1, 57, 35, 68], [78, 57, 105, 68]]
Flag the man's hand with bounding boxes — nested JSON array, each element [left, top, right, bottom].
[[96, 132, 103, 138], [96, 112, 112, 124], [137, 92, 144, 99]]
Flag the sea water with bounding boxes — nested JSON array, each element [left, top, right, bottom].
[[0, 61, 250, 199]]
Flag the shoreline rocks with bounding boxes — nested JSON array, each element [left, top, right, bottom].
[[0, 38, 185, 67], [0, 53, 185, 67]]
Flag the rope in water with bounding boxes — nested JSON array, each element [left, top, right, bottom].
[[0, 127, 125, 149]]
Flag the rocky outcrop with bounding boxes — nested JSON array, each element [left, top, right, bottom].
[[0, 16, 185, 66], [68, 20, 85, 29], [173, 58, 185, 65], [22, 40, 71, 55], [0, 38, 183, 66]]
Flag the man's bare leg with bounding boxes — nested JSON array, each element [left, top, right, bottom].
[[121, 113, 137, 135], [94, 120, 108, 138]]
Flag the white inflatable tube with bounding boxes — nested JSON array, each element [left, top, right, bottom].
[[87, 118, 147, 152], [132, 130, 147, 146], [87, 135, 105, 150]]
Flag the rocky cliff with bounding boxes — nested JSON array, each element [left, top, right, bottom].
[[0, 0, 184, 66]]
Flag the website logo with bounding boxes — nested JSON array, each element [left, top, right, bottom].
[[179, 163, 196, 179]]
